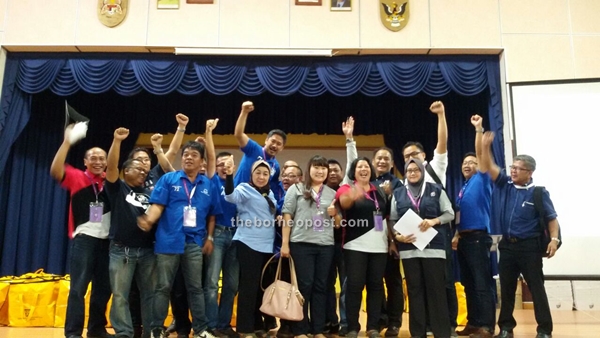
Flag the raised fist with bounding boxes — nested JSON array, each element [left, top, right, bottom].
[[206, 118, 219, 132], [471, 114, 482, 128], [150, 133, 163, 148], [176, 114, 189, 127], [241, 101, 254, 114], [429, 101, 445, 115], [114, 127, 129, 141]]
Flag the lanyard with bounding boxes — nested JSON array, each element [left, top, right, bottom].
[[456, 178, 470, 207], [84, 171, 102, 202], [182, 178, 197, 207], [314, 184, 324, 211], [406, 189, 421, 211], [364, 189, 380, 211], [261, 149, 272, 170]]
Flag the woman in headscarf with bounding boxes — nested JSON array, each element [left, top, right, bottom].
[[224, 160, 277, 338], [335, 157, 391, 338], [390, 158, 455, 338]]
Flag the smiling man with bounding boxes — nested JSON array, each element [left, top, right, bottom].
[[452, 116, 495, 338], [50, 125, 113, 338], [233, 101, 286, 203]]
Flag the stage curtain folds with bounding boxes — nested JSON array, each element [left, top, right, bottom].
[[0, 53, 504, 276]]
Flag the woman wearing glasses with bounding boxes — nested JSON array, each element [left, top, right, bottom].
[[390, 158, 455, 338]]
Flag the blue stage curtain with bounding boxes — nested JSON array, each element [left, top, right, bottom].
[[0, 52, 505, 276]]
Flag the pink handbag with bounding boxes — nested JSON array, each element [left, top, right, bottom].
[[259, 255, 305, 321]]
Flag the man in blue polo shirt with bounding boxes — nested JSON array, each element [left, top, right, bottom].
[[233, 101, 286, 203], [452, 115, 495, 338], [479, 132, 559, 338], [138, 140, 222, 338]]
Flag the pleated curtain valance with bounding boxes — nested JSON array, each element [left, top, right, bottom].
[[15, 57, 496, 98]]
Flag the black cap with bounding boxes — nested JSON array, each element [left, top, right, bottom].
[[65, 101, 89, 128]]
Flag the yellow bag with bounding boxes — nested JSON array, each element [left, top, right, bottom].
[[455, 282, 468, 326], [8, 280, 59, 326], [54, 277, 94, 328], [0, 281, 10, 325]]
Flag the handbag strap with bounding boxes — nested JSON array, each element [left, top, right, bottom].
[[287, 256, 299, 290], [260, 254, 281, 291]]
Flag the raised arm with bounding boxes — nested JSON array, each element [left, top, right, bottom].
[[204, 118, 219, 179], [342, 116, 357, 185], [165, 113, 189, 164], [50, 124, 74, 182], [107, 127, 129, 183], [430, 101, 448, 155], [151, 133, 175, 173], [233, 101, 254, 148], [479, 131, 500, 181], [471, 115, 484, 159]]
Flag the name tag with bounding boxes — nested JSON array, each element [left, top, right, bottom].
[[183, 206, 197, 227], [89, 202, 104, 223]]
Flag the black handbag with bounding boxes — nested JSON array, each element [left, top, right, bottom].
[[533, 186, 562, 256]]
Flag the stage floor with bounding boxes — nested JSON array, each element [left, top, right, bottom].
[[1, 309, 599, 338]]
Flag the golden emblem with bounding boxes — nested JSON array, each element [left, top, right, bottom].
[[98, 0, 128, 28], [380, 1, 409, 32]]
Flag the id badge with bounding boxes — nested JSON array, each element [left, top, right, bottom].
[[313, 211, 325, 232], [183, 206, 197, 227], [373, 211, 384, 232], [89, 202, 104, 223]]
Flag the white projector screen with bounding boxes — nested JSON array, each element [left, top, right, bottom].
[[511, 81, 600, 275]]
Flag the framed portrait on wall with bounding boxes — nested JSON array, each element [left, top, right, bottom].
[[296, 0, 322, 5], [331, 0, 351, 11]]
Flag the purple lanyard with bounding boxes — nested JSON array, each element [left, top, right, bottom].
[[181, 178, 197, 206], [84, 171, 102, 202], [457, 178, 470, 207], [364, 189, 380, 211], [406, 190, 421, 211], [261, 149, 272, 170], [314, 184, 324, 211]]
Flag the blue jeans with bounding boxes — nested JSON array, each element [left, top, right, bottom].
[[152, 243, 208, 334], [65, 234, 112, 337], [204, 226, 239, 330], [457, 231, 496, 330], [109, 242, 156, 338]]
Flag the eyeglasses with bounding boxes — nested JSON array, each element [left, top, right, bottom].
[[463, 161, 478, 166], [406, 168, 421, 174], [403, 151, 422, 160], [281, 174, 298, 179], [509, 165, 531, 172], [129, 167, 147, 174]]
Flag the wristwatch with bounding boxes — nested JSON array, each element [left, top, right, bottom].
[[207, 235, 214, 241], [551, 237, 560, 243]]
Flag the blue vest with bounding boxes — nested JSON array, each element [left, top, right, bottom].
[[393, 182, 446, 251]]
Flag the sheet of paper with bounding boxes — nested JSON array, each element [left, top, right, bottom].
[[393, 209, 438, 251]]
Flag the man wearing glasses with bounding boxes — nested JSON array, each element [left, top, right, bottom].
[[452, 116, 495, 338], [479, 132, 558, 338], [281, 164, 302, 191]]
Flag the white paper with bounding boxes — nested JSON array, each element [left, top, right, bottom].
[[68, 121, 88, 144], [393, 209, 438, 251]]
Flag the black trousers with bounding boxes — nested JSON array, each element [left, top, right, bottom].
[[236, 241, 271, 334], [381, 253, 404, 328], [403, 258, 450, 338], [497, 238, 553, 335], [344, 250, 387, 332]]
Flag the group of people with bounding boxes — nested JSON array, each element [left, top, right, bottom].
[[52, 100, 560, 338]]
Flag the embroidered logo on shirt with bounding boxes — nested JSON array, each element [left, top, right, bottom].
[[202, 188, 209, 196], [172, 185, 182, 192]]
